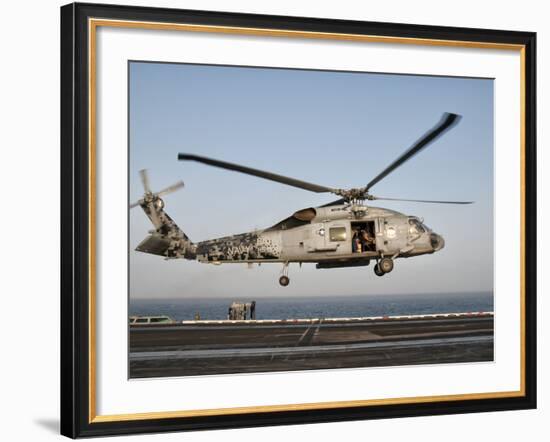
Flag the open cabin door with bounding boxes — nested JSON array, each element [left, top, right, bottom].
[[350, 221, 377, 254]]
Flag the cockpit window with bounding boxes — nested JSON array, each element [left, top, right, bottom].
[[409, 218, 426, 234]]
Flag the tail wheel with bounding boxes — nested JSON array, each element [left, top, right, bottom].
[[379, 257, 394, 273], [279, 275, 290, 286], [374, 264, 385, 277]]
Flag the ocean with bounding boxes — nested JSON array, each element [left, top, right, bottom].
[[129, 292, 493, 321]]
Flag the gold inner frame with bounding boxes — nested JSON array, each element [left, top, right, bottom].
[[87, 18, 527, 423]]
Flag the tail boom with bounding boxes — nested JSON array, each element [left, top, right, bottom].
[[135, 197, 196, 259]]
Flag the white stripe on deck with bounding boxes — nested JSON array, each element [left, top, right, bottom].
[[178, 312, 493, 325]]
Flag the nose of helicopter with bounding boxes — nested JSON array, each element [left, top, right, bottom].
[[430, 233, 445, 251]]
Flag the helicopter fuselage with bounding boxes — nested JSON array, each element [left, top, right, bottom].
[[133, 112, 464, 285], [173, 204, 444, 267], [135, 197, 444, 284]]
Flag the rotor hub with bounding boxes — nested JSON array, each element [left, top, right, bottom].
[[335, 187, 368, 202]]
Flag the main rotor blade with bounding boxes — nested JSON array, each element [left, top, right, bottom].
[[129, 200, 141, 209], [365, 112, 462, 191], [178, 153, 335, 194], [371, 196, 473, 204], [139, 169, 151, 193], [156, 180, 185, 198], [320, 195, 473, 206]]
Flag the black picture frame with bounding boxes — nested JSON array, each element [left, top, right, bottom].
[[61, 2, 537, 438]]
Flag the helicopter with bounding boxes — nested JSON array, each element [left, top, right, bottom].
[[131, 112, 472, 286]]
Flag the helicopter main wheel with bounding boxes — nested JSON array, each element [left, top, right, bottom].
[[374, 264, 385, 277], [279, 275, 290, 286], [379, 257, 394, 274]]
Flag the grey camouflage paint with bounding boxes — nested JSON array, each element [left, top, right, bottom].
[[196, 232, 281, 262]]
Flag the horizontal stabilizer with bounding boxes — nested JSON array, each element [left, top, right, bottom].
[[136, 234, 172, 257]]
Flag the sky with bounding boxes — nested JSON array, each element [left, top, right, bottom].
[[129, 61, 493, 299]]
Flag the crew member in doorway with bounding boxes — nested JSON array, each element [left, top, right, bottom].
[[360, 229, 375, 252], [352, 228, 361, 253]]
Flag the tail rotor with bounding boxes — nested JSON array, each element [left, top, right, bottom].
[[130, 169, 184, 229], [156, 181, 185, 198], [139, 168, 152, 194]]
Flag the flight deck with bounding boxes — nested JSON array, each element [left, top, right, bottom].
[[129, 312, 493, 378]]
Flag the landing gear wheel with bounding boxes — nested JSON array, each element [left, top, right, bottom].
[[379, 257, 394, 274], [279, 275, 290, 286], [374, 264, 385, 277]]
